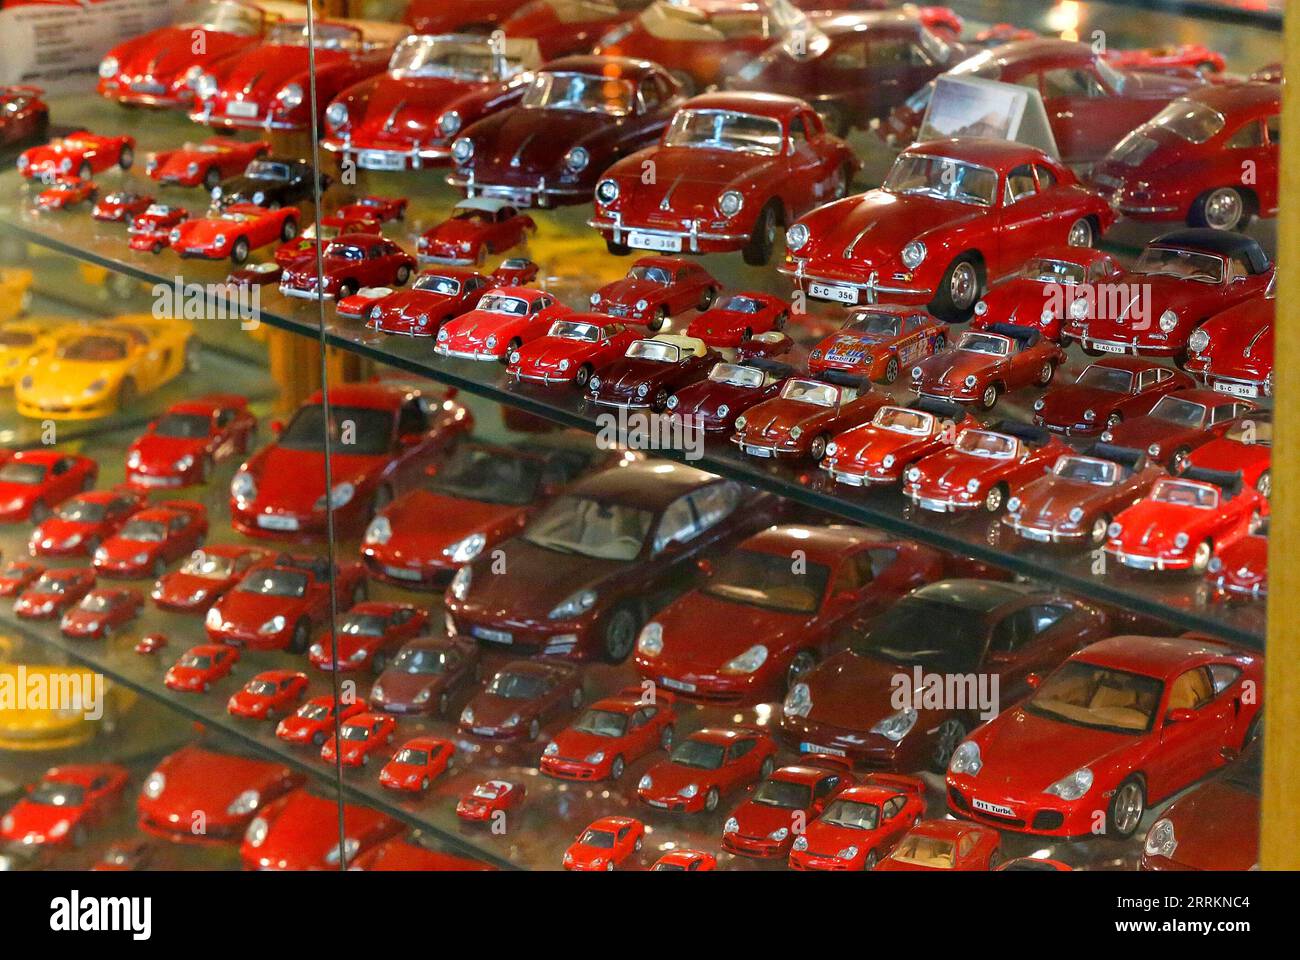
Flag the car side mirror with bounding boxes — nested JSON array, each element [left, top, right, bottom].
[[1166, 708, 1196, 724], [1025, 672, 1042, 689]]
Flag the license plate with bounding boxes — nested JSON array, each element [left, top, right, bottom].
[[1092, 341, 1126, 354], [830, 471, 865, 487], [225, 100, 259, 119], [383, 565, 423, 582], [744, 445, 773, 458], [472, 726, 496, 736], [660, 677, 696, 693], [1212, 381, 1258, 398], [357, 150, 405, 171], [471, 626, 512, 644], [827, 351, 865, 364], [972, 798, 1017, 819], [1122, 555, 1155, 570], [1019, 527, 1051, 542], [800, 742, 845, 756], [809, 282, 858, 304], [919, 498, 947, 512], [645, 799, 668, 808], [483, 186, 531, 205], [256, 514, 299, 531], [130, 81, 165, 94], [627, 231, 682, 252]]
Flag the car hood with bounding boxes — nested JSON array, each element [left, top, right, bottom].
[[347, 74, 477, 142], [467, 690, 541, 728], [653, 591, 808, 666], [212, 44, 340, 96], [1113, 499, 1217, 552], [597, 276, 667, 305], [148, 746, 283, 816], [257, 792, 391, 868], [110, 27, 252, 80], [380, 490, 518, 557], [669, 379, 758, 420], [623, 147, 781, 213], [1108, 417, 1192, 450], [1015, 475, 1120, 521], [129, 433, 202, 466], [731, 798, 802, 836], [516, 337, 601, 369], [800, 191, 986, 267], [972, 706, 1138, 792], [739, 397, 832, 438], [799, 649, 912, 731], [469, 107, 614, 173], [592, 357, 680, 396], [246, 446, 388, 512], [1036, 384, 1123, 421], [375, 667, 451, 704], [461, 538, 626, 621], [373, 289, 455, 320], [915, 350, 996, 386], [1158, 779, 1258, 870], [24, 358, 125, 395]]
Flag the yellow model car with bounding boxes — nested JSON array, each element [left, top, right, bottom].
[[0, 268, 34, 324], [0, 662, 136, 751], [14, 314, 197, 419], [0, 320, 62, 389]]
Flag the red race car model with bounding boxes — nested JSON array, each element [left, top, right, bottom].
[[361, 267, 491, 334], [92, 500, 208, 578], [733, 370, 887, 460], [1099, 388, 1256, 472], [1105, 467, 1265, 574], [279, 234, 416, 301], [789, 773, 927, 871], [722, 755, 855, 858], [911, 325, 1065, 410], [13, 566, 95, 619], [351, 839, 492, 871], [370, 636, 482, 716], [164, 643, 239, 693], [684, 292, 788, 347], [1187, 410, 1271, 496], [0, 764, 128, 847], [969, 248, 1124, 342], [93, 839, 158, 872], [35, 176, 97, 212], [151, 544, 271, 612], [134, 633, 168, 655], [335, 194, 407, 224], [434, 286, 571, 361], [948, 634, 1262, 838], [1106, 43, 1225, 75], [241, 788, 403, 870], [18, 131, 134, 180], [127, 204, 188, 254], [308, 600, 429, 673], [321, 711, 397, 767], [59, 587, 142, 640], [808, 306, 948, 384], [563, 816, 643, 871], [170, 202, 300, 264], [0, 559, 43, 596], [508, 315, 639, 388], [666, 357, 792, 433], [28, 489, 144, 558], [0, 450, 96, 523], [637, 726, 777, 813], [231, 382, 472, 539], [904, 421, 1070, 514], [0, 85, 47, 148], [126, 394, 258, 489], [276, 695, 371, 748], [92, 190, 154, 224], [541, 688, 677, 781], [592, 91, 856, 265], [651, 850, 717, 871], [456, 779, 525, 823], [589, 256, 718, 330], [1090, 83, 1278, 232], [460, 659, 584, 742], [783, 138, 1113, 320], [205, 553, 367, 652], [145, 137, 270, 190], [379, 736, 455, 791], [227, 670, 309, 720], [875, 819, 1002, 871], [1184, 274, 1274, 400], [821, 398, 975, 488], [417, 197, 535, 265], [1141, 742, 1259, 870], [1033, 357, 1195, 438]]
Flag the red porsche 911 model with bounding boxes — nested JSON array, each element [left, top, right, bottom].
[[684, 292, 788, 347], [1099, 388, 1255, 473], [13, 566, 95, 619], [370, 636, 482, 716], [434, 286, 571, 361], [969, 248, 1124, 343], [637, 726, 777, 813], [59, 587, 142, 640], [0, 450, 96, 523], [459, 659, 583, 741], [904, 422, 1070, 514], [169, 202, 299, 264], [948, 634, 1262, 838], [456, 779, 525, 823], [1184, 274, 1274, 401], [636, 525, 945, 703], [35, 176, 97, 212], [164, 643, 239, 693], [783, 138, 1113, 320], [1033, 357, 1194, 438], [128, 204, 189, 254], [279, 234, 416, 301], [508, 315, 640, 388], [821, 398, 974, 488], [28, 490, 144, 559], [651, 850, 717, 871], [18, 130, 134, 181], [321, 711, 397, 767], [733, 371, 887, 461], [308, 601, 429, 673], [241, 788, 403, 870], [126, 394, 257, 489], [227, 670, 309, 720], [362, 268, 491, 335], [1106, 43, 1224, 75], [145, 137, 270, 190], [92, 190, 154, 224], [591, 91, 856, 265], [151, 544, 271, 613], [1141, 742, 1259, 870], [665, 357, 792, 433], [723, 755, 854, 858], [589, 257, 718, 330], [274, 214, 383, 270], [875, 819, 1002, 871], [92, 500, 207, 579], [0, 559, 42, 597], [417, 198, 535, 265], [911, 325, 1065, 410], [789, 773, 927, 871], [808, 306, 948, 385], [335, 194, 408, 224], [379, 737, 455, 792], [541, 689, 677, 781], [276, 695, 371, 748], [1, 764, 128, 848], [490, 257, 541, 287], [563, 815, 644, 871]]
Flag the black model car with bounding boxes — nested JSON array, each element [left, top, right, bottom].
[[210, 156, 330, 210]]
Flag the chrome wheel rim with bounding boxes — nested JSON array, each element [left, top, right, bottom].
[[933, 719, 964, 767], [1067, 218, 1092, 246], [1258, 472, 1271, 498], [982, 385, 997, 408], [1090, 517, 1108, 545], [1192, 541, 1212, 572], [1205, 189, 1243, 229], [1113, 782, 1143, 835], [950, 263, 977, 309], [984, 487, 1002, 512], [606, 611, 637, 660]]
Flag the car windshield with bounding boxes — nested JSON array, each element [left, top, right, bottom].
[[1026, 660, 1163, 733], [179, 652, 212, 669], [780, 379, 839, 407], [752, 778, 812, 809], [1021, 258, 1087, 284], [56, 499, 105, 522], [844, 312, 901, 338], [487, 672, 547, 700], [550, 321, 601, 342], [573, 708, 628, 738], [821, 798, 879, 830], [522, 495, 652, 561], [1225, 417, 1271, 445], [395, 747, 429, 764], [0, 463, 44, 484], [1148, 98, 1226, 144], [180, 551, 235, 579], [1134, 247, 1225, 284], [707, 363, 764, 388], [702, 548, 829, 613], [33, 574, 71, 593], [955, 431, 1015, 459], [389, 37, 523, 81], [958, 332, 1010, 356], [889, 834, 955, 867], [154, 413, 210, 438], [851, 598, 987, 673], [324, 243, 365, 261], [425, 446, 545, 506], [883, 154, 997, 206], [339, 614, 387, 636], [188, 1, 262, 34], [119, 520, 165, 542], [472, 783, 506, 799], [1075, 365, 1134, 392], [78, 593, 115, 611], [267, 22, 359, 50], [1054, 456, 1117, 486], [670, 739, 725, 770], [1148, 396, 1207, 428], [29, 783, 84, 807], [413, 274, 461, 295], [522, 71, 633, 115], [278, 404, 395, 456], [626, 340, 680, 363], [247, 680, 278, 696], [874, 407, 932, 435], [628, 265, 671, 284], [477, 295, 529, 316], [579, 828, 616, 849], [391, 648, 449, 675], [341, 723, 373, 741], [244, 160, 291, 181], [717, 295, 764, 313], [237, 570, 308, 598], [663, 109, 784, 155], [298, 703, 330, 720], [59, 336, 126, 362], [1151, 479, 1218, 509], [144, 204, 174, 217]]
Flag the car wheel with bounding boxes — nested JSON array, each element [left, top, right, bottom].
[[313, 731, 326, 747], [371, 652, 386, 674], [982, 483, 1007, 514], [760, 756, 775, 779], [1191, 187, 1247, 231], [647, 307, 668, 334], [230, 237, 250, 265], [338, 280, 358, 299], [72, 825, 88, 848], [528, 718, 541, 741], [742, 200, 781, 267], [421, 777, 430, 791], [660, 724, 674, 750], [203, 166, 221, 191], [704, 787, 720, 812], [289, 618, 310, 654], [1036, 361, 1055, 386], [1245, 714, 1262, 747], [152, 557, 166, 578], [1108, 776, 1145, 838], [863, 849, 877, 871], [979, 383, 999, 410], [118, 146, 134, 170], [698, 286, 716, 311], [651, 388, 669, 413], [395, 264, 411, 285], [574, 364, 593, 388], [437, 692, 450, 716], [1090, 514, 1111, 547], [1257, 470, 1271, 498], [504, 338, 522, 365], [1191, 540, 1213, 574], [606, 238, 631, 256], [1066, 216, 1094, 247], [570, 686, 583, 710], [361, 753, 369, 767], [881, 355, 900, 385], [930, 717, 966, 772], [1170, 446, 1191, 473], [79, 161, 93, 180], [29, 500, 47, 524], [808, 433, 830, 461], [474, 246, 486, 267], [610, 755, 625, 780], [351, 581, 367, 606], [930, 255, 982, 321], [84, 537, 99, 557], [200, 455, 214, 484], [151, 242, 163, 255], [1106, 411, 1123, 430], [787, 650, 817, 689]]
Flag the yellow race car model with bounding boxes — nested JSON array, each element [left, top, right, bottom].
[[0, 320, 62, 389], [14, 314, 197, 420], [0, 661, 136, 751], [0, 268, 34, 324]]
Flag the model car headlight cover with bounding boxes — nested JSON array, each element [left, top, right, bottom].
[[1148, 443, 1161, 458], [314, 482, 355, 511], [99, 57, 119, 79], [966, 478, 980, 494], [870, 706, 917, 742], [1158, 309, 1178, 333], [1174, 532, 1190, 550], [504, 713, 522, 729], [276, 83, 303, 110], [543, 742, 559, 756], [964, 375, 977, 389], [718, 190, 744, 218], [974, 301, 987, 316], [564, 146, 589, 173], [636, 383, 649, 398], [258, 615, 286, 635], [949, 740, 982, 776], [444, 532, 486, 564], [635, 299, 649, 313], [450, 566, 472, 601], [451, 138, 473, 164], [723, 817, 739, 835], [637, 622, 663, 656], [325, 102, 349, 130], [460, 706, 474, 725], [585, 751, 605, 764], [734, 415, 747, 431], [722, 644, 768, 675], [1188, 328, 1210, 355], [1144, 818, 1177, 858], [1006, 496, 1021, 513], [1068, 506, 1085, 524], [143, 771, 165, 799], [901, 240, 926, 269], [1069, 298, 1089, 320], [325, 838, 359, 865], [364, 515, 392, 545], [1108, 521, 1123, 538], [85, 378, 107, 396], [226, 789, 261, 816], [595, 179, 619, 204], [783, 681, 811, 718], [786, 223, 809, 251], [768, 827, 789, 841], [837, 846, 859, 860], [245, 816, 269, 848], [549, 589, 597, 620], [439, 110, 461, 136], [196, 73, 218, 99], [677, 783, 697, 798], [1044, 766, 1094, 801], [792, 836, 808, 851], [638, 774, 652, 790], [174, 454, 194, 471]]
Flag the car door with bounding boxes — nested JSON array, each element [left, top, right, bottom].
[[810, 772, 842, 817], [1222, 116, 1272, 214], [722, 737, 757, 792], [1151, 664, 1226, 799], [996, 163, 1057, 275], [1260, 111, 1281, 215], [626, 705, 656, 758], [879, 793, 911, 847], [1038, 65, 1116, 163]]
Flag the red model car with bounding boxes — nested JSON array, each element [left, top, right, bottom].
[[808, 306, 948, 385], [361, 268, 491, 334], [1106, 43, 1225, 75], [146, 137, 270, 190], [379, 737, 455, 792], [665, 357, 791, 433], [684, 292, 788, 347], [0, 559, 42, 597], [1004, 444, 1168, 548], [1208, 516, 1267, 602], [541, 689, 677, 781], [448, 56, 684, 209], [1106, 467, 1264, 574], [126, 394, 257, 489], [13, 566, 95, 619], [241, 788, 403, 870], [0, 85, 47, 148], [0, 764, 128, 848], [733, 371, 886, 460], [637, 726, 777, 813], [948, 633, 1262, 838], [1033, 357, 1195, 438], [59, 587, 142, 640], [335, 194, 407, 224], [501, 0, 651, 60], [1090, 83, 1278, 232], [279, 234, 416, 301], [135, 633, 168, 655], [875, 819, 1002, 871], [459, 659, 583, 741], [308, 601, 429, 673], [230, 382, 472, 539], [563, 815, 644, 871], [351, 839, 492, 871], [904, 422, 1070, 514], [92, 500, 207, 579], [227, 670, 309, 720], [969, 248, 1124, 342], [1142, 742, 1258, 870], [370, 636, 482, 717], [723, 755, 854, 858], [508, 315, 639, 388], [636, 525, 945, 703], [1184, 274, 1274, 400], [164, 643, 239, 693], [92, 190, 154, 224], [783, 138, 1113, 320], [491, 257, 540, 287], [651, 850, 717, 871], [0, 450, 95, 523], [323, 33, 542, 170], [92, 839, 157, 872], [151, 544, 270, 613], [321, 711, 398, 767], [1187, 410, 1271, 496], [456, 779, 525, 823], [274, 214, 382, 270], [434, 286, 571, 361], [592, 91, 856, 265], [1064, 231, 1273, 361], [276, 695, 371, 748], [589, 257, 718, 330], [1099, 388, 1255, 472], [18, 131, 134, 180], [35, 176, 97, 212], [417, 198, 535, 265], [911, 325, 1064, 410], [128, 204, 189, 254], [789, 773, 927, 871], [205, 553, 367, 652], [821, 398, 975, 488], [170, 202, 299, 264], [28, 489, 144, 558]]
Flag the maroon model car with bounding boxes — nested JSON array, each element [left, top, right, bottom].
[[1033, 357, 1195, 438]]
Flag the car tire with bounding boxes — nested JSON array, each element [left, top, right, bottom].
[[606, 238, 630, 256], [230, 237, 250, 265], [504, 338, 522, 365], [1090, 513, 1111, 547], [338, 280, 358, 300], [863, 849, 877, 871], [394, 264, 411, 286], [421, 777, 430, 791], [1191, 539, 1213, 574], [1257, 470, 1271, 498], [651, 388, 669, 413], [610, 755, 625, 780], [574, 364, 593, 388], [601, 606, 640, 663], [72, 825, 87, 848], [1190, 187, 1248, 231], [29, 500, 47, 524], [118, 146, 134, 170], [1066, 216, 1094, 247], [760, 756, 775, 779], [203, 167, 220, 191], [930, 255, 982, 322], [704, 787, 720, 812], [982, 483, 1007, 514], [351, 581, 367, 606], [698, 286, 717, 311], [1106, 411, 1123, 430], [808, 433, 831, 461], [1036, 361, 1056, 386], [742, 200, 781, 267], [1108, 776, 1145, 838], [930, 717, 966, 772], [313, 731, 326, 747], [1170, 446, 1191, 473], [289, 618, 310, 654], [787, 650, 817, 689], [152, 557, 166, 578], [978, 383, 1000, 410], [438, 692, 450, 716], [200, 455, 214, 483], [570, 686, 583, 710], [881, 355, 900, 385], [528, 718, 541, 741], [647, 307, 668, 333], [660, 724, 674, 750], [371, 652, 387, 674]]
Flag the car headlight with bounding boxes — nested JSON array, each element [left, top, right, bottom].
[[677, 784, 697, 799], [1069, 298, 1089, 320], [504, 713, 522, 729], [558, 359, 570, 372], [226, 789, 260, 816], [143, 771, 165, 799], [174, 454, 194, 471], [718, 190, 744, 217], [870, 706, 917, 742], [98, 56, 119, 79], [364, 515, 391, 545], [231, 470, 256, 502], [1068, 506, 1085, 524], [1188, 328, 1210, 355], [205, 607, 223, 629], [251, 192, 264, 205], [543, 742, 559, 756], [734, 415, 747, 431], [196, 73, 218, 98], [1174, 532, 1190, 550], [549, 589, 597, 620], [94, 547, 109, 561], [85, 378, 108, 395], [911, 366, 923, 381], [722, 644, 768, 675], [1083, 409, 1096, 423], [837, 846, 859, 860], [1158, 309, 1178, 333], [439, 110, 461, 136], [309, 643, 324, 657], [60, 158, 72, 172], [635, 299, 648, 313], [325, 102, 348, 129], [186, 162, 199, 176], [460, 706, 474, 725], [564, 146, 589, 172], [596, 179, 619, 204], [974, 301, 988, 316], [949, 741, 982, 775], [1044, 767, 1093, 801], [966, 478, 980, 494], [636, 383, 649, 398], [245, 816, 268, 848], [786, 223, 809, 251], [585, 751, 605, 764], [258, 615, 286, 635], [588, 376, 601, 391], [450, 566, 472, 601], [170, 228, 182, 243], [783, 682, 811, 718], [452, 138, 473, 164], [768, 827, 789, 841], [665, 395, 678, 410], [589, 292, 602, 306], [325, 838, 359, 865], [637, 622, 663, 656], [901, 240, 926, 269], [132, 552, 150, 565], [723, 817, 739, 835], [1108, 521, 1123, 538], [1144, 818, 1177, 858], [964, 375, 977, 389], [444, 532, 486, 564], [437, 328, 449, 341], [485, 334, 498, 350], [348, 649, 367, 663], [1148, 443, 1161, 458], [881, 453, 895, 469], [314, 482, 355, 511], [638, 774, 653, 790], [1007, 496, 1021, 513], [276, 83, 303, 110], [213, 233, 226, 247], [905, 466, 921, 483], [792, 836, 808, 851]]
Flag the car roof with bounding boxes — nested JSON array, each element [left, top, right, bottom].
[[306, 381, 414, 410], [1086, 355, 1165, 373], [9, 449, 69, 465], [681, 91, 808, 119], [810, 10, 926, 36], [167, 393, 245, 415], [44, 764, 119, 784], [589, 815, 638, 829], [984, 38, 1096, 70], [741, 523, 883, 560], [1184, 81, 1280, 114], [1164, 387, 1241, 406], [251, 669, 303, 683], [910, 818, 990, 840], [567, 459, 723, 508], [909, 578, 1041, 611], [544, 55, 662, 81], [454, 196, 517, 213], [690, 727, 754, 745], [1150, 229, 1270, 271], [630, 255, 697, 271], [1073, 634, 1252, 678], [772, 764, 839, 784], [907, 137, 1054, 169]]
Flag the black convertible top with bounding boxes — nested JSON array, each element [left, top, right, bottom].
[[1151, 229, 1270, 274], [982, 323, 1041, 349], [1179, 466, 1244, 499]]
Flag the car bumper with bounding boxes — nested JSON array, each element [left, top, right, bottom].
[[448, 172, 588, 209], [1003, 517, 1090, 544], [903, 485, 984, 513], [722, 832, 789, 859], [321, 138, 451, 170], [448, 610, 593, 660], [946, 780, 1085, 837], [780, 261, 932, 306], [635, 659, 776, 704], [1105, 545, 1195, 571], [539, 755, 610, 781], [732, 435, 807, 459], [433, 344, 504, 361], [821, 459, 900, 486], [588, 213, 748, 255], [778, 716, 933, 770], [16, 393, 119, 420], [1078, 335, 1178, 358], [637, 790, 705, 813], [788, 850, 860, 871]]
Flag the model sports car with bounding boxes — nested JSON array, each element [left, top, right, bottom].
[[808, 306, 948, 384], [145, 137, 270, 190], [417, 197, 535, 264]]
